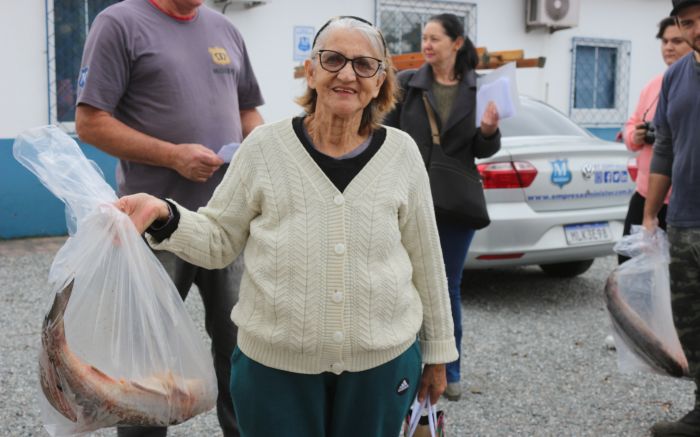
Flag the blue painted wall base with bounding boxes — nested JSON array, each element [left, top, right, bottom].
[[1, 137, 117, 239], [1, 126, 623, 239]]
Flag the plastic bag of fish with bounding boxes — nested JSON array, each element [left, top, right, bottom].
[[605, 225, 688, 378], [13, 126, 218, 436]]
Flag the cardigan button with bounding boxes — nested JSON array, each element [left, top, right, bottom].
[[333, 194, 345, 206], [331, 362, 344, 374], [332, 291, 344, 303], [334, 243, 346, 255], [333, 331, 344, 343]]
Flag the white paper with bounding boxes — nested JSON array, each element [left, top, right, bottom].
[[217, 142, 240, 163], [476, 77, 514, 125], [476, 61, 520, 126]]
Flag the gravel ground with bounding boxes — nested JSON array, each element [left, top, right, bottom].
[[0, 237, 695, 437]]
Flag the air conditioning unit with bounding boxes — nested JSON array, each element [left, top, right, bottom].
[[526, 0, 580, 31]]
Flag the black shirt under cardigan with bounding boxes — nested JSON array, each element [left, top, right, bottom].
[[291, 116, 386, 192]]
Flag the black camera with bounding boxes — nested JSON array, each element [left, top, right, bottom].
[[643, 121, 656, 145]]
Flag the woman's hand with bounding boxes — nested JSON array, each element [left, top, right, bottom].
[[480, 101, 500, 137], [115, 193, 169, 234], [417, 363, 447, 405]]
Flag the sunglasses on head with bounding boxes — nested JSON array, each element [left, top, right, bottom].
[[312, 15, 387, 52]]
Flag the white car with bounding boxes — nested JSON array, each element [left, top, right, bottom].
[[465, 96, 636, 277]]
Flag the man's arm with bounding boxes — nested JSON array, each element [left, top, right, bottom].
[[643, 130, 673, 231], [75, 104, 223, 183], [643, 173, 672, 230], [240, 108, 264, 138], [643, 72, 674, 231]]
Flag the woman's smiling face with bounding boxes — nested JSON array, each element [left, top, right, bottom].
[[306, 27, 386, 120]]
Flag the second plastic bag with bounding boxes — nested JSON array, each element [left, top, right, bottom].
[[605, 225, 688, 377], [404, 396, 446, 437], [13, 126, 217, 436]]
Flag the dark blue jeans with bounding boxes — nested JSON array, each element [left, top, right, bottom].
[[436, 220, 476, 384]]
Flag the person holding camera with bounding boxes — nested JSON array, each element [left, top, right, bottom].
[[618, 16, 690, 264]]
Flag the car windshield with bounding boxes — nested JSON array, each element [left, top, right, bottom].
[[499, 98, 590, 137]]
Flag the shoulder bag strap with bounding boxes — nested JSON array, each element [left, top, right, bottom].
[[421, 92, 441, 146]]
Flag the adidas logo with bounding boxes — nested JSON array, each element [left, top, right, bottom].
[[396, 378, 410, 395]]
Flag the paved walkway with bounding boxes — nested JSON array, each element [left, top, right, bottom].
[[0, 235, 224, 436], [1, 235, 694, 436], [0, 236, 67, 257]]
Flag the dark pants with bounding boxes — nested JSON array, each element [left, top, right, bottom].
[[668, 226, 700, 379], [229, 343, 422, 437], [618, 191, 667, 264], [436, 219, 476, 384], [118, 252, 243, 437]]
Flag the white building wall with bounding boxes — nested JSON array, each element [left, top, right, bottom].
[[0, 0, 674, 137], [472, 0, 669, 117], [1, 1, 49, 138], [227, 0, 671, 125], [220, 1, 375, 124]]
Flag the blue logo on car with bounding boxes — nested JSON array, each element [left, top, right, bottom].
[[594, 170, 629, 184], [550, 159, 572, 188]]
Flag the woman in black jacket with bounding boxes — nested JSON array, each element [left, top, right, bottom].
[[384, 13, 500, 402]]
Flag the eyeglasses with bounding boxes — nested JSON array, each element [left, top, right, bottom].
[[318, 49, 383, 78], [312, 15, 387, 52]]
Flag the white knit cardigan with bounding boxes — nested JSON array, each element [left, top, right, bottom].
[[150, 118, 458, 375]]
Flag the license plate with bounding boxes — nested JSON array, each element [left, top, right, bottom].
[[564, 222, 612, 245]]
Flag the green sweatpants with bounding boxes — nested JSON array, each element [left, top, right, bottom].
[[229, 342, 422, 437]]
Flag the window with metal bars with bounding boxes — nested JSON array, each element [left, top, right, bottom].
[[569, 37, 630, 127], [375, 0, 477, 56], [47, 0, 119, 129]]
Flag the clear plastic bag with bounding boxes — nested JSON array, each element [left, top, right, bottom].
[[13, 126, 217, 436], [606, 225, 688, 378], [404, 396, 446, 437]]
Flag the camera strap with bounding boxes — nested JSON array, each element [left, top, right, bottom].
[[642, 93, 660, 122]]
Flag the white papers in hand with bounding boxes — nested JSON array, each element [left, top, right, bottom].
[[217, 142, 240, 163], [476, 61, 520, 126]]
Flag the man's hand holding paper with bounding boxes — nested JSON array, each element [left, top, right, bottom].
[[216, 142, 241, 163]]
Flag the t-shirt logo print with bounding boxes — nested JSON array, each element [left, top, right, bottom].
[[208, 47, 231, 65]]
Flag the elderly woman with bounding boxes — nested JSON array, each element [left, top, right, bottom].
[[384, 13, 501, 402], [117, 16, 457, 437]]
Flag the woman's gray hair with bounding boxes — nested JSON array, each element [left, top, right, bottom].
[[296, 17, 397, 133], [311, 17, 387, 61]]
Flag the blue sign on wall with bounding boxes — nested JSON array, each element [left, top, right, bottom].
[[294, 26, 315, 62]]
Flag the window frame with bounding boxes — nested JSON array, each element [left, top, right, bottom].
[[569, 37, 630, 128], [375, 0, 477, 56], [45, 0, 118, 132]]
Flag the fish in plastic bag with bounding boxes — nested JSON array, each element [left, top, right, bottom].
[[13, 126, 218, 435], [605, 225, 688, 378]]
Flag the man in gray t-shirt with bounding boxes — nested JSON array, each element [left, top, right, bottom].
[[644, 1, 700, 436], [75, 1, 264, 436]]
